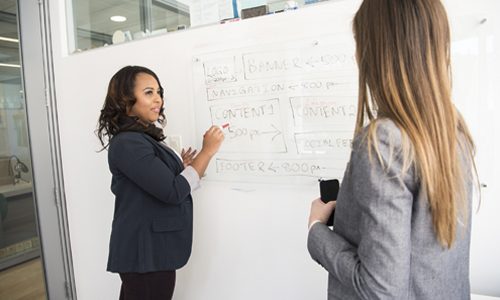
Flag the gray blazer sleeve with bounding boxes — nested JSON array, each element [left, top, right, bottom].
[[308, 123, 415, 299]]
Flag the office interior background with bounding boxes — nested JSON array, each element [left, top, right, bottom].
[[0, 0, 499, 299]]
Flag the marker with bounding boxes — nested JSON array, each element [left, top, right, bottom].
[[221, 123, 230, 129]]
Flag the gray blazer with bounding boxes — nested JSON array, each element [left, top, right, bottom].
[[308, 119, 472, 300]]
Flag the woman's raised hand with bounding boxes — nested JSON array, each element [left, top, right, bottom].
[[201, 125, 224, 157], [190, 126, 225, 177]]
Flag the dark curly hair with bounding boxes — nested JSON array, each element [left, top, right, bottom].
[[96, 66, 166, 149]]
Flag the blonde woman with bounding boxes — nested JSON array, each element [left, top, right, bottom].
[[307, 0, 477, 299]]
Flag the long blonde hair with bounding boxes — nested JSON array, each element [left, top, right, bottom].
[[353, 0, 476, 248]]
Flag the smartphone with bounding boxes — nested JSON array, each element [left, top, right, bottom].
[[319, 179, 340, 226]]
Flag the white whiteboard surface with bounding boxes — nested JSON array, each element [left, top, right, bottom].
[[192, 36, 357, 183], [472, 295, 500, 300], [47, 0, 500, 299]]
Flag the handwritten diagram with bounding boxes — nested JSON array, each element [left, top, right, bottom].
[[203, 56, 237, 84], [242, 46, 355, 79], [193, 37, 358, 183], [206, 78, 354, 101], [209, 99, 286, 153], [215, 158, 344, 178], [289, 96, 356, 127], [294, 131, 352, 155]]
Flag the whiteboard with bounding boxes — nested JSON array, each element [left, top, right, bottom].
[[192, 36, 357, 183]]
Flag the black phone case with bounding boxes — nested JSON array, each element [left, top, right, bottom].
[[319, 179, 340, 226]]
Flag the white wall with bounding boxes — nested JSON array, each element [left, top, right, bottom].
[[445, 0, 500, 296], [47, 0, 500, 299]]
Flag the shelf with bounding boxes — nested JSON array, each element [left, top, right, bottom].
[[0, 182, 33, 198]]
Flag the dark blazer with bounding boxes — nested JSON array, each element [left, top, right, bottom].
[[106, 131, 193, 273]]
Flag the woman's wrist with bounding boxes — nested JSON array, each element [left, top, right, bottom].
[[199, 148, 215, 158], [191, 150, 213, 177], [308, 220, 323, 231]]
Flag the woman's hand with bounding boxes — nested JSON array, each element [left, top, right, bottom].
[[308, 198, 336, 228], [201, 125, 224, 157], [190, 126, 225, 177], [181, 147, 197, 168]]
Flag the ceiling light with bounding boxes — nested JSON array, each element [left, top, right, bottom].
[[0, 36, 19, 43], [0, 63, 21, 68], [110, 16, 127, 22]]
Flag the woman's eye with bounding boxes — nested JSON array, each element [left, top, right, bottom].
[[145, 91, 153, 95]]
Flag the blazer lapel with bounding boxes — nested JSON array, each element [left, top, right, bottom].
[[143, 134, 184, 172], [159, 142, 184, 169]]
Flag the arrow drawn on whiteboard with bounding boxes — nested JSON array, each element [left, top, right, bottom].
[[260, 124, 283, 141], [268, 162, 277, 173], [206, 74, 237, 83], [305, 57, 319, 68]]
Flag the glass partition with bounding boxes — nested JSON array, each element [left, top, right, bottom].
[[0, 0, 40, 270], [0, 2, 47, 298], [68, 0, 332, 53], [71, 0, 190, 51]]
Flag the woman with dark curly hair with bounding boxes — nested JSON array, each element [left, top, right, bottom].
[[97, 65, 224, 300]]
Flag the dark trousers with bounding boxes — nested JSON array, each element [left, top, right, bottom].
[[119, 271, 176, 300]]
